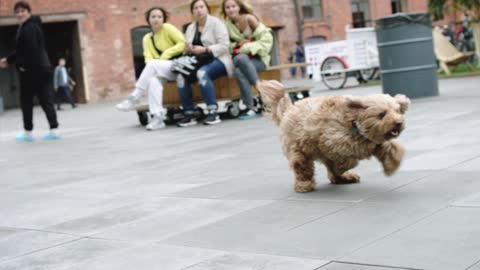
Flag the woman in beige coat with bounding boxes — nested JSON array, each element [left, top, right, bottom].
[[176, 0, 234, 127]]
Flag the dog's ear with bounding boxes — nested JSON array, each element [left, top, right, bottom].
[[394, 94, 410, 114], [346, 96, 367, 110]]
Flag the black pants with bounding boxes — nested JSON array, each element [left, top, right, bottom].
[[19, 69, 59, 131]]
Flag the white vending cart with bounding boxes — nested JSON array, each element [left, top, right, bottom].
[[305, 26, 380, 89]]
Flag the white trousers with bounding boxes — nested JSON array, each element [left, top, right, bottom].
[[132, 60, 177, 116]]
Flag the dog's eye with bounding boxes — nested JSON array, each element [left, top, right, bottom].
[[378, 111, 387, 119]]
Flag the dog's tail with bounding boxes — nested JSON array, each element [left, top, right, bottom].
[[256, 80, 291, 125]]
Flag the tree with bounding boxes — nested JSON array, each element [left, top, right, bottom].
[[429, 0, 480, 66]]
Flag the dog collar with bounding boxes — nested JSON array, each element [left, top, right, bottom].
[[352, 121, 369, 139]]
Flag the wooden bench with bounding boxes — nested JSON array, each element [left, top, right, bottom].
[[136, 63, 312, 125]]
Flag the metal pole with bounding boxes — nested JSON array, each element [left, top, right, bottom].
[[293, 0, 304, 44]]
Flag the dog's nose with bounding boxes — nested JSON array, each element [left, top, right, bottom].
[[395, 121, 403, 128]]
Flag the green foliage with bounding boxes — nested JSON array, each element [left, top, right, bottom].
[[429, 0, 447, 21], [429, 0, 480, 21]]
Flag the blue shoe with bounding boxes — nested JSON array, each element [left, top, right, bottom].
[[43, 134, 61, 140], [238, 109, 260, 120], [16, 132, 35, 142], [43, 129, 61, 140]]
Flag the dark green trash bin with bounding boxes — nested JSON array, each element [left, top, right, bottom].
[[376, 12, 439, 98]]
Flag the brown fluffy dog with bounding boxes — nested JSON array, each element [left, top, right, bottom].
[[257, 80, 410, 193]]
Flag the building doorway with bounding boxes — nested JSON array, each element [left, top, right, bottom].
[[0, 20, 85, 109]]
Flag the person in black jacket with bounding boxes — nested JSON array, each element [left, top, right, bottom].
[[0, 1, 60, 141]]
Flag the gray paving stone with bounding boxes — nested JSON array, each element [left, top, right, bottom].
[[0, 190, 139, 228], [0, 238, 131, 270], [449, 156, 480, 172], [96, 198, 272, 242], [366, 171, 480, 208], [343, 207, 480, 270], [0, 228, 18, 239], [183, 252, 329, 270], [164, 201, 433, 260], [400, 144, 480, 171], [64, 243, 223, 270], [468, 261, 480, 270], [286, 170, 436, 203], [451, 192, 480, 208], [318, 262, 407, 270], [0, 230, 79, 263]]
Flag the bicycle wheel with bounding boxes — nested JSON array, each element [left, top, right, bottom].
[[321, 57, 348, 90]]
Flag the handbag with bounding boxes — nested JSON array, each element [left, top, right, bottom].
[[171, 53, 213, 82]]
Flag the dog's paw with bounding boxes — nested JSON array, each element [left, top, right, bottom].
[[295, 180, 316, 193], [382, 143, 405, 176], [333, 172, 361, 184]]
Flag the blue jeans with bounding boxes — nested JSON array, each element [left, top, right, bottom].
[[177, 59, 227, 114], [233, 54, 266, 107], [56, 85, 75, 108]]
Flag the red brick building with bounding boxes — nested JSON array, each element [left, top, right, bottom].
[[0, 0, 451, 108]]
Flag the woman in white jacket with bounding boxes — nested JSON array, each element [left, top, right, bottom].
[[176, 0, 233, 127]]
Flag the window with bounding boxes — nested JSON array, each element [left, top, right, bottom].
[[351, 0, 371, 28], [303, 0, 323, 20], [391, 0, 408, 14]]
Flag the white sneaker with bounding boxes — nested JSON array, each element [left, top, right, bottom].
[[115, 96, 139, 112], [146, 115, 165, 131]]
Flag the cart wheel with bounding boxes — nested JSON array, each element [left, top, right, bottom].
[[321, 56, 348, 90], [194, 106, 205, 120], [164, 108, 175, 125], [288, 92, 299, 102], [254, 96, 264, 112], [137, 111, 149, 126], [358, 68, 378, 82], [227, 102, 240, 118]]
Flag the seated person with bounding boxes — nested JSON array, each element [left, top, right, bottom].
[[116, 6, 185, 131], [176, 0, 234, 127], [221, 0, 273, 119]]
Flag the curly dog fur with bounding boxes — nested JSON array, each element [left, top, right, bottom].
[[257, 80, 410, 193]]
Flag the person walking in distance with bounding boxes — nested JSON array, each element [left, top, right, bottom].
[[54, 57, 76, 110], [0, 1, 60, 141]]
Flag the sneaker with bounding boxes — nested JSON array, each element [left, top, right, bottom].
[[115, 96, 139, 112], [177, 114, 198, 127], [43, 128, 61, 140], [204, 111, 221, 125], [238, 109, 259, 120], [146, 115, 165, 131], [16, 131, 34, 142]]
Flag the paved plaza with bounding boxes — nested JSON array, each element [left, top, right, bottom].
[[0, 76, 480, 270]]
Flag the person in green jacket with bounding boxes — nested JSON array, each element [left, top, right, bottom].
[[116, 7, 185, 131], [221, 0, 273, 120]]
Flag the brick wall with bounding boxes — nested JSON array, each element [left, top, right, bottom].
[[1, 0, 188, 102], [1, 0, 439, 103]]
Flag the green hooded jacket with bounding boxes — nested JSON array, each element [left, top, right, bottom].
[[225, 19, 274, 67]]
